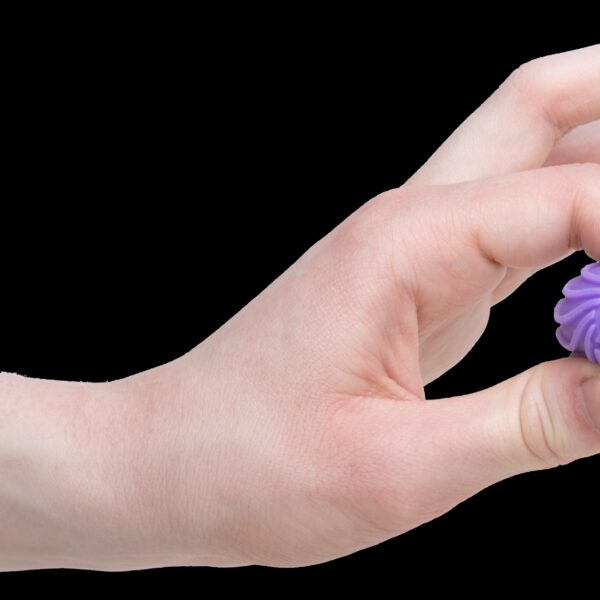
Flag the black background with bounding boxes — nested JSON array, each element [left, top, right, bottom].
[[2, 13, 599, 592]]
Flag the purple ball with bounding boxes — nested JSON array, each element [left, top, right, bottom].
[[554, 262, 600, 365]]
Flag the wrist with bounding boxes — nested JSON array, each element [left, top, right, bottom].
[[0, 371, 184, 571], [0, 348, 276, 571], [0, 372, 109, 569]]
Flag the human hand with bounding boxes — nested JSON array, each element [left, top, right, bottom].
[[2, 45, 599, 571]]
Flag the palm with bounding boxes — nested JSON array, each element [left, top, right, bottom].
[[184, 46, 600, 568]]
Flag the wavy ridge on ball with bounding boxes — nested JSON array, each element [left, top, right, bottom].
[[554, 262, 600, 365]]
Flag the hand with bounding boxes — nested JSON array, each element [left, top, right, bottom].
[[1, 45, 599, 571]]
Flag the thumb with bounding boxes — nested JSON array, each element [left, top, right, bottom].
[[425, 358, 600, 494]]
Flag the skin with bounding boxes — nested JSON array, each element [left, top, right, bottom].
[[1, 45, 600, 572]]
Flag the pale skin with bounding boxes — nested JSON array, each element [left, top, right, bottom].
[[1, 46, 600, 572]]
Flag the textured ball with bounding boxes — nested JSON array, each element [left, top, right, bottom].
[[554, 262, 600, 365]]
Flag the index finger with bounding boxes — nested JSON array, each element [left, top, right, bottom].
[[408, 45, 600, 185]]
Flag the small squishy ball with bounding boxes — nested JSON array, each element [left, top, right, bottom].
[[554, 262, 600, 365]]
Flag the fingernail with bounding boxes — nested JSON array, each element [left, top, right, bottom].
[[580, 377, 600, 431]]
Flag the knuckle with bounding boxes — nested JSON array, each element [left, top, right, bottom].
[[504, 59, 543, 97], [517, 365, 577, 468], [333, 193, 389, 249], [502, 56, 569, 134], [518, 383, 562, 468], [316, 405, 403, 532], [324, 186, 416, 276], [569, 162, 600, 181], [316, 402, 445, 534], [554, 163, 600, 199], [561, 162, 600, 178], [327, 428, 389, 496], [339, 186, 412, 240]]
